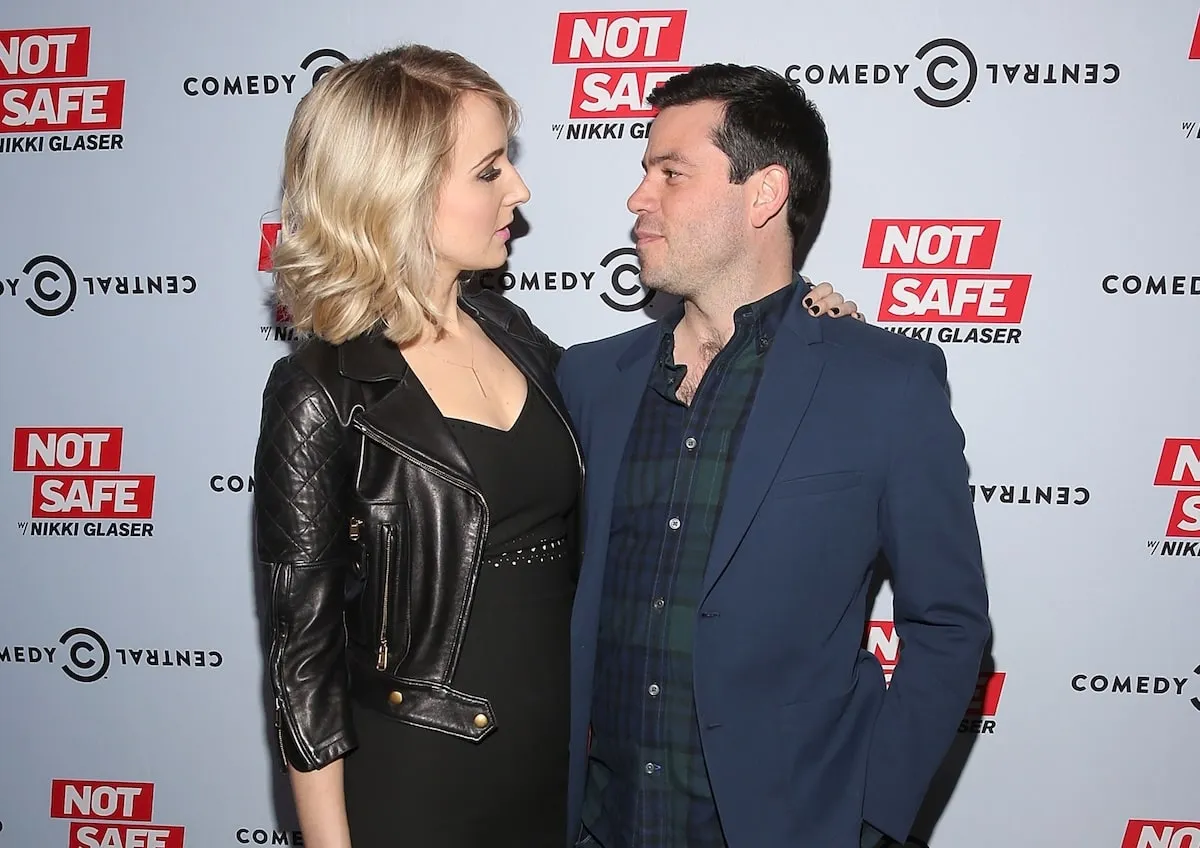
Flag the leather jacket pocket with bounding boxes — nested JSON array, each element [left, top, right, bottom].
[[372, 521, 410, 672]]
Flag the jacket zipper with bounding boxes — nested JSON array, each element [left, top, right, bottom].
[[353, 417, 489, 676], [376, 525, 394, 671], [273, 697, 288, 766], [269, 566, 310, 769]]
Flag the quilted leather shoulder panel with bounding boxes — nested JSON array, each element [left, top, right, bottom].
[[253, 356, 354, 565]]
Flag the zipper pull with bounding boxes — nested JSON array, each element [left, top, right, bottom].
[[376, 640, 389, 671], [348, 517, 363, 541]]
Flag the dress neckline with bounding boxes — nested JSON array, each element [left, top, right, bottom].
[[444, 390, 532, 435]]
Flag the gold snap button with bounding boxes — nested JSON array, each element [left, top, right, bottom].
[[388, 691, 403, 706], [473, 713, 489, 728]]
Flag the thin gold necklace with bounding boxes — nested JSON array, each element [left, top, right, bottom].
[[425, 332, 487, 398]]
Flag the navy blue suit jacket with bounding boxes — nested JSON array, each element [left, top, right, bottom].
[[557, 293, 991, 846]]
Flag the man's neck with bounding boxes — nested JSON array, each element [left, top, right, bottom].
[[676, 262, 794, 348]]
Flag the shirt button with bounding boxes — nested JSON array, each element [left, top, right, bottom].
[[652, 597, 665, 611], [684, 437, 697, 450], [668, 517, 681, 530], [644, 762, 657, 775], [648, 683, 661, 697]]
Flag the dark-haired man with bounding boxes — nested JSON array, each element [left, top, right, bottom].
[[559, 64, 990, 848]]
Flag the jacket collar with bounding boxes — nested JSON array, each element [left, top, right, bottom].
[[615, 277, 823, 372], [337, 328, 409, 383], [335, 288, 525, 383], [332, 290, 570, 491]]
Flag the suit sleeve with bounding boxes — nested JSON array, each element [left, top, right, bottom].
[[556, 344, 586, 425], [254, 356, 358, 771], [863, 351, 991, 840]]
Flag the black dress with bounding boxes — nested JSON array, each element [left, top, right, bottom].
[[344, 384, 579, 847]]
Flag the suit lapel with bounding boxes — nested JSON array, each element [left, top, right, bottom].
[[701, 296, 826, 599], [579, 327, 660, 589]]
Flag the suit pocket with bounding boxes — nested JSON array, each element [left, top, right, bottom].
[[769, 470, 864, 500]]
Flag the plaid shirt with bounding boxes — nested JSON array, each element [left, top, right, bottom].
[[580, 282, 797, 848]]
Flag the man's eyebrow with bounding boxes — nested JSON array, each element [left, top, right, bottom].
[[641, 151, 696, 171]]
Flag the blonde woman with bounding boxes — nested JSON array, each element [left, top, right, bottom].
[[253, 45, 855, 848]]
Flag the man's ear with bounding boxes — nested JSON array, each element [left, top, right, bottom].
[[749, 164, 789, 229]]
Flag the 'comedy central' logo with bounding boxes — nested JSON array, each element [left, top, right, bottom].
[[0, 626, 224, 683], [2, 254, 197, 317], [182, 47, 348, 98], [475, 247, 652, 312], [785, 37, 1119, 109]]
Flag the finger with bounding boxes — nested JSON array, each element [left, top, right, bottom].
[[802, 281, 834, 309], [808, 287, 846, 316]]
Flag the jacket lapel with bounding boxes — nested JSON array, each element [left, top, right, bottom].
[[337, 295, 582, 494], [579, 326, 660, 588], [701, 295, 826, 599], [339, 333, 478, 486]]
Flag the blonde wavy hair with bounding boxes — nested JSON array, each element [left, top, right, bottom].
[[272, 44, 520, 345]]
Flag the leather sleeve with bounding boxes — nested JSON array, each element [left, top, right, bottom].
[[253, 355, 358, 771]]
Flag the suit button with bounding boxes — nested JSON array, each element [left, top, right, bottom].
[[388, 691, 403, 706], [474, 713, 490, 728]]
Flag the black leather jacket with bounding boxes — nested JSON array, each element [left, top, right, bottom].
[[253, 289, 582, 772]]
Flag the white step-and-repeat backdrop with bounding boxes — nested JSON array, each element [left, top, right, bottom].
[[1, 1, 1197, 846]]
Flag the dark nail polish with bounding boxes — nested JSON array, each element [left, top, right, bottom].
[[803, 297, 813, 307], [831, 307, 840, 315], [810, 305, 820, 315]]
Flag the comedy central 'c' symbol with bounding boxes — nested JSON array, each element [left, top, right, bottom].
[[914, 38, 977, 108], [23, 254, 77, 317], [299, 48, 350, 88], [59, 627, 111, 683], [600, 247, 655, 312]]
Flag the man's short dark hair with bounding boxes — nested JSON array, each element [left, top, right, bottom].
[[647, 63, 830, 242]]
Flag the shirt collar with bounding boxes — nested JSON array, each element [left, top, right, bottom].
[[656, 278, 799, 359]]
